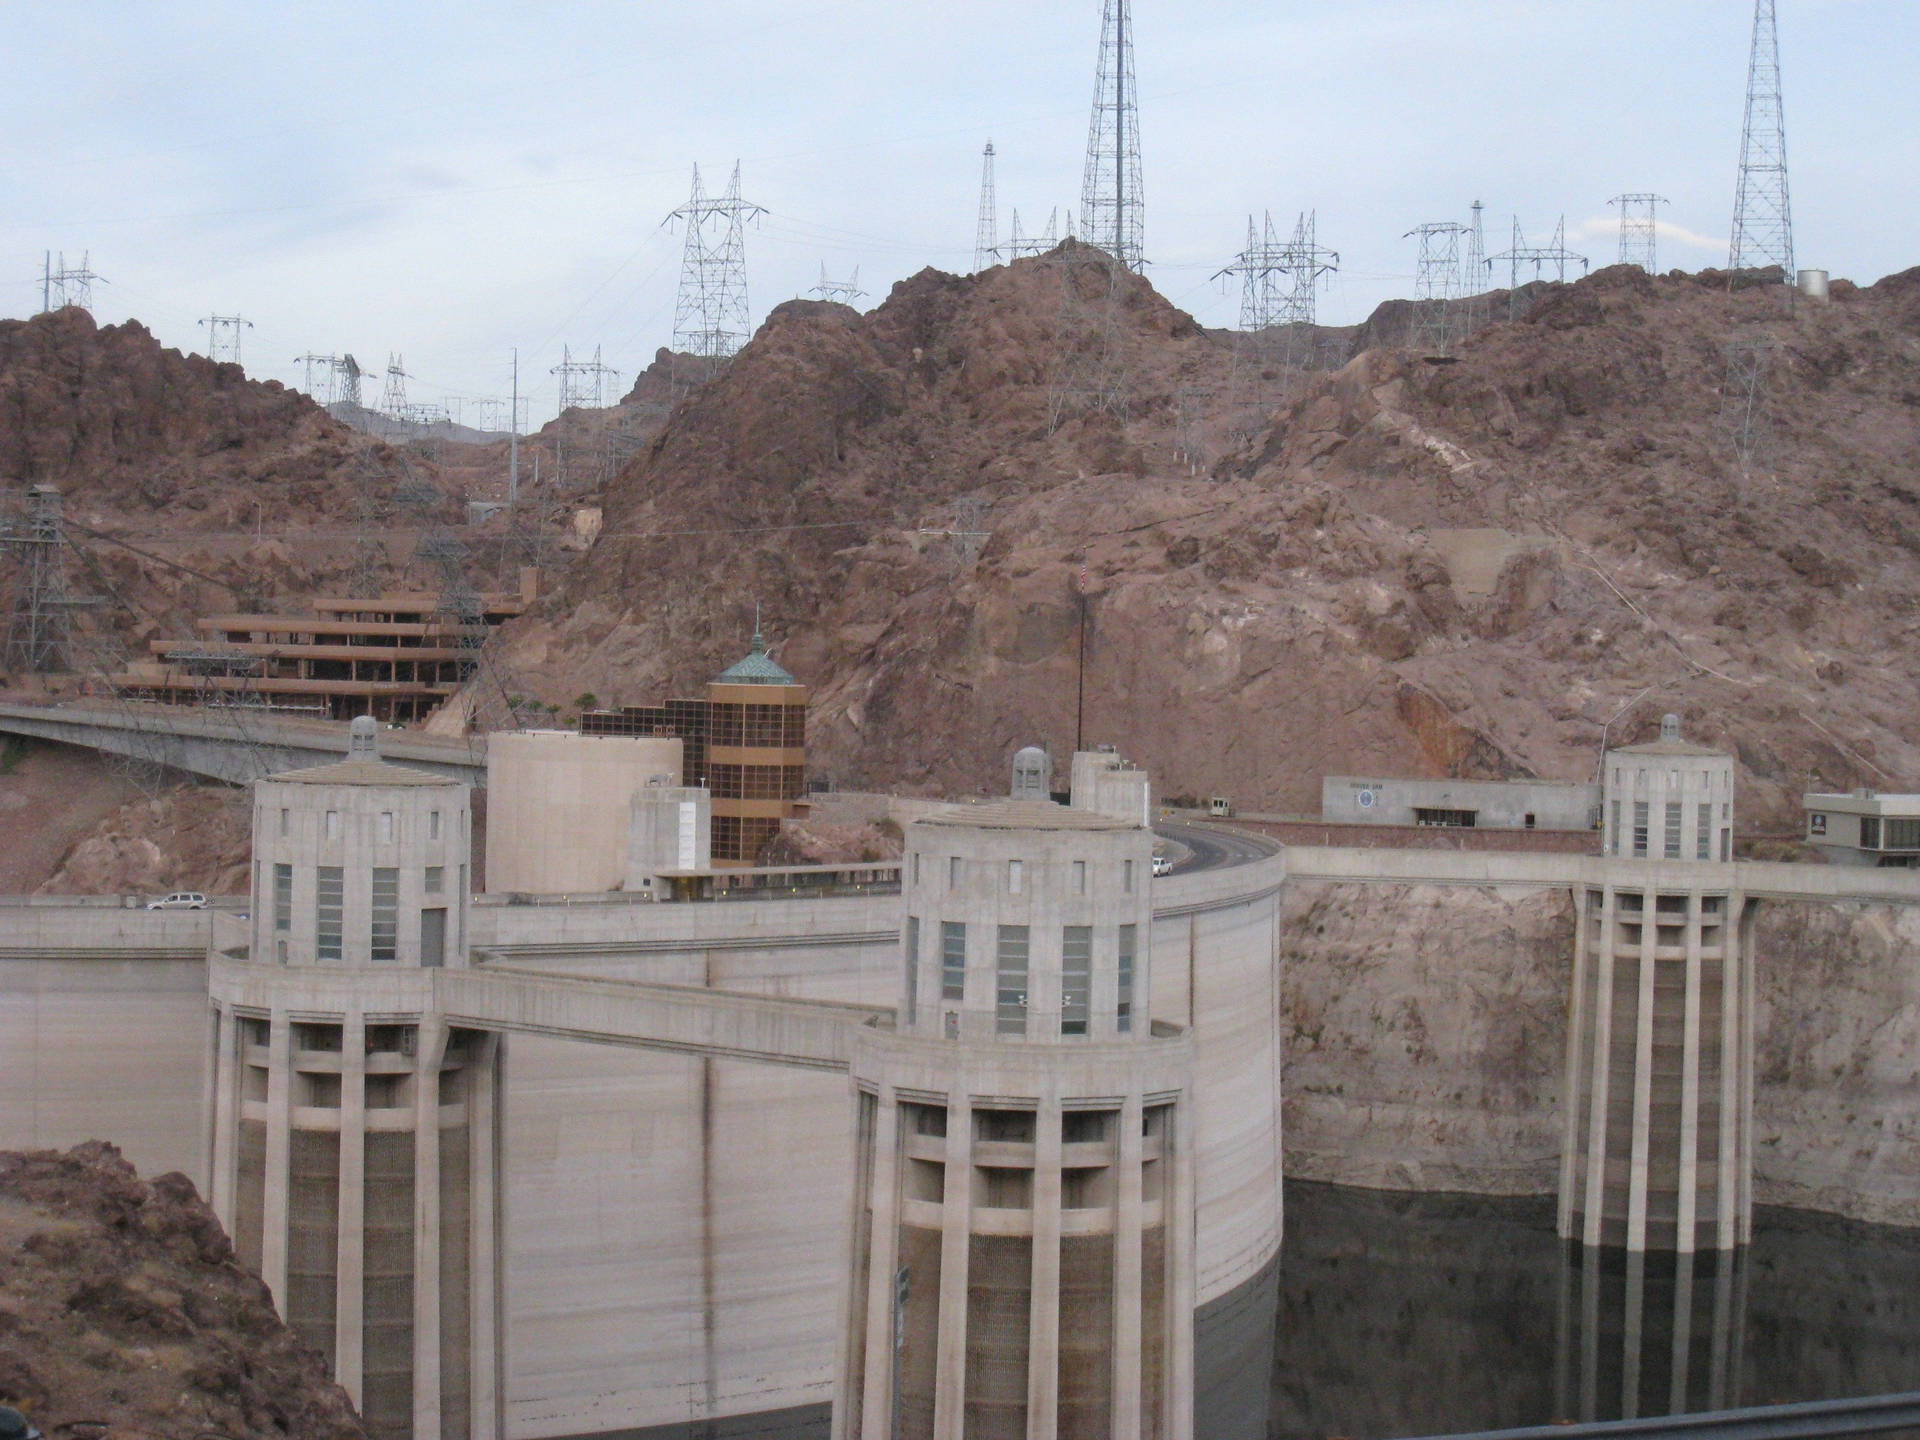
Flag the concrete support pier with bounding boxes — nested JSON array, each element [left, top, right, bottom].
[[1560, 718, 1752, 1253]]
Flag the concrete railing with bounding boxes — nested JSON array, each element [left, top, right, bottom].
[[0, 906, 214, 957], [0, 699, 486, 785], [1285, 845, 1920, 906], [208, 956, 884, 1071]]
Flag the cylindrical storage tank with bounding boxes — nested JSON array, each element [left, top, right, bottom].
[[1797, 268, 1830, 302], [484, 730, 684, 893], [836, 800, 1194, 1440], [250, 717, 471, 968]]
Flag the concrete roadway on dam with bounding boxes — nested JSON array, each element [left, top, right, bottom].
[[1156, 818, 1278, 873]]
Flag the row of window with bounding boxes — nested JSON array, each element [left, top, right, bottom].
[[1862, 817, 1920, 850], [272, 862, 449, 963], [707, 703, 806, 748], [904, 917, 1135, 1038], [1611, 766, 1731, 792], [707, 763, 807, 801], [271, 806, 449, 843], [908, 853, 1136, 896], [1611, 800, 1730, 861]]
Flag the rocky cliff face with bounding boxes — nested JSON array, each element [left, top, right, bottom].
[[501, 253, 1920, 831], [1283, 880, 1920, 1227], [1753, 899, 1920, 1226], [1280, 879, 1573, 1194]]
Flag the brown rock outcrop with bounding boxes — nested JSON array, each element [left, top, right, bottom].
[[0, 1143, 362, 1440]]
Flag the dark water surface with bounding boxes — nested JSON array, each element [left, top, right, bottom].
[[1251, 1180, 1920, 1440]]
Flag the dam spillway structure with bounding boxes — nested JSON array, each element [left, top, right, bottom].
[[835, 782, 1196, 1439], [1560, 715, 1752, 1254], [209, 716, 502, 1440]]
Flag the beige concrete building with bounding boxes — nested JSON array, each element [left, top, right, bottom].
[[839, 790, 1193, 1440], [1069, 747, 1152, 827], [218, 718, 502, 1440], [1803, 789, 1920, 867], [483, 731, 683, 894], [1561, 717, 1752, 1253]]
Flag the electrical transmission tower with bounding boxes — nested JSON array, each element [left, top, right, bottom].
[[40, 252, 105, 314], [380, 354, 410, 420], [1728, 0, 1793, 282], [1276, 211, 1338, 335], [1611, 194, 1669, 272], [811, 264, 867, 305], [334, 355, 365, 410], [974, 141, 999, 272], [551, 345, 621, 414], [1080, 0, 1144, 272], [1461, 201, 1490, 335], [2, 486, 89, 673], [1405, 222, 1467, 353], [1489, 217, 1590, 320], [1718, 335, 1777, 470], [199, 314, 252, 366], [1006, 208, 1060, 260], [1216, 211, 1339, 416], [665, 162, 766, 367], [294, 352, 336, 402]]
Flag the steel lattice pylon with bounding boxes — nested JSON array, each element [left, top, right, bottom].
[[1612, 193, 1669, 273], [1718, 334, 1777, 471], [1729, 0, 1794, 282], [1405, 222, 1467, 354], [1079, 0, 1144, 273], [2, 486, 79, 673], [973, 142, 998, 273], [666, 162, 766, 366]]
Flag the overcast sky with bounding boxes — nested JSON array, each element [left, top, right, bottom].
[[3, 1, 1914, 423]]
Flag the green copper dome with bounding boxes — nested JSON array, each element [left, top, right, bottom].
[[714, 631, 797, 685]]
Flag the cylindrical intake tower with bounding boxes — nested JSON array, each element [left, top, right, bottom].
[[211, 718, 501, 1440], [835, 796, 1194, 1440], [1561, 717, 1753, 1253]]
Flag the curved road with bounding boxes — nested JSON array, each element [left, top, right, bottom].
[[1155, 818, 1279, 874]]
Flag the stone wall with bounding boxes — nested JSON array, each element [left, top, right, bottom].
[[1752, 900, 1920, 1227], [1281, 879, 1920, 1230], [1279, 879, 1573, 1194]]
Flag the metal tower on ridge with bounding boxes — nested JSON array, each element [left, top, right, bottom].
[[665, 162, 766, 365], [810, 264, 866, 305], [199, 314, 252, 367], [973, 141, 998, 272], [1729, 0, 1793, 281], [1080, 0, 1144, 271], [1612, 193, 1669, 272], [40, 252, 104, 314]]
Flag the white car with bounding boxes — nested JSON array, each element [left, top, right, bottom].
[[146, 892, 208, 911], [1151, 855, 1174, 877]]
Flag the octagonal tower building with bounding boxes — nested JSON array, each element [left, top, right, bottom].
[[835, 761, 1195, 1440]]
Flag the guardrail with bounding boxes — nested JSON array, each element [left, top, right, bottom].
[[1402, 1392, 1920, 1440]]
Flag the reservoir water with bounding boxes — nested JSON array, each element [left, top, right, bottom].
[[1260, 1181, 1920, 1439]]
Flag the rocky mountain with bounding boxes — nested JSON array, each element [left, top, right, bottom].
[[497, 247, 1920, 831], [0, 1143, 363, 1440]]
